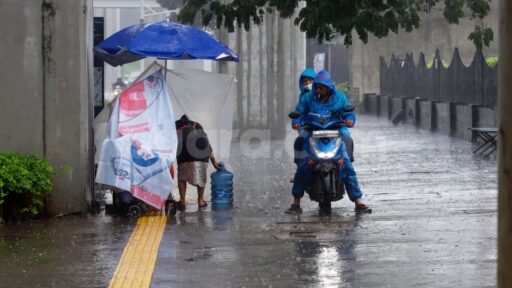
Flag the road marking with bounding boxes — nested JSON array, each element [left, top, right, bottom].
[[109, 213, 167, 288]]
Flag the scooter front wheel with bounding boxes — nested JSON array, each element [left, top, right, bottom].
[[318, 171, 333, 215], [319, 200, 331, 215]]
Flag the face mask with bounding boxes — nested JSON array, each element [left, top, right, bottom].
[[304, 83, 313, 92]]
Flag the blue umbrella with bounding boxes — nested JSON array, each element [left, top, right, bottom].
[[94, 20, 239, 66]]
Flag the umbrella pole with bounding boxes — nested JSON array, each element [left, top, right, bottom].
[[164, 60, 167, 80]]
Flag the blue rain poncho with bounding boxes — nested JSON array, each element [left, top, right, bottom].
[[298, 68, 317, 96], [292, 70, 355, 137]]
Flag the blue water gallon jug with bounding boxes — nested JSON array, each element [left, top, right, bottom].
[[211, 163, 234, 204]]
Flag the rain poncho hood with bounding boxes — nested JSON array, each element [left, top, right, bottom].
[[313, 70, 336, 93], [299, 68, 317, 96], [293, 70, 355, 136]]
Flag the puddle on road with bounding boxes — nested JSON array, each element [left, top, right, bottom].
[[185, 247, 214, 262]]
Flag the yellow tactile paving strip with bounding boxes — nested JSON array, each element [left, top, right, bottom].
[[109, 213, 167, 288]]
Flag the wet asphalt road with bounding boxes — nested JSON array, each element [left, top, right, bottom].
[[152, 115, 497, 288], [0, 115, 498, 287]]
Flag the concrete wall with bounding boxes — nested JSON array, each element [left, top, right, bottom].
[[476, 107, 498, 128], [418, 100, 434, 130], [433, 102, 451, 135], [390, 97, 404, 120], [363, 95, 498, 144], [404, 98, 417, 126], [0, 0, 93, 214], [363, 93, 378, 115], [350, 1, 499, 95], [0, 1, 45, 155], [378, 95, 390, 119], [452, 104, 473, 141]]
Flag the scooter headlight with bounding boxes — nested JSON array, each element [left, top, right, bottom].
[[310, 135, 343, 160]]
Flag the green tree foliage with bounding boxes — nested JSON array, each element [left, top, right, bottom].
[[335, 82, 350, 95], [468, 24, 494, 50], [158, 0, 493, 48]]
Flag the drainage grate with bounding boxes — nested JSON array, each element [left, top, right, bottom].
[[289, 231, 317, 238], [273, 221, 354, 240]]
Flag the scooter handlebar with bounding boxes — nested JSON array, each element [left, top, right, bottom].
[[299, 120, 346, 131]]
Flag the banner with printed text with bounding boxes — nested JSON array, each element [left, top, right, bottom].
[[95, 70, 177, 209]]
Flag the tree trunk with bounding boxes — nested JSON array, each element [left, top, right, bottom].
[[498, 1, 512, 286]]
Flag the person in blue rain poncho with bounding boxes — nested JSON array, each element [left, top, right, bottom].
[[293, 68, 316, 164], [299, 68, 316, 98], [285, 70, 371, 214]]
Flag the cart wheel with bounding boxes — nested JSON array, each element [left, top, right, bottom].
[[128, 205, 142, 218], [164, 200, 177, 216], [164, 201, 177, 216], [170, 204, 177, 216], [105, 204, 115, 214]]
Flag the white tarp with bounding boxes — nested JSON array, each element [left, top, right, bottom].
[[95, 70, 177, 209], [95, 62, 236, 164], [135, 62, 236, 161]]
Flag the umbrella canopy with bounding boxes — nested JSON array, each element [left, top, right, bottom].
[[94, 20, 239, 66]]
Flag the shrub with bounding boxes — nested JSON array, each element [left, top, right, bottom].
[[486, 57, 498, 68], [335, 82, 351, 95], [426, 59, 450, 69], [0, 152, 53, 223]]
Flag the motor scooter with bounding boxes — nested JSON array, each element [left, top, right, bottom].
[[289, 105, 355, 215]]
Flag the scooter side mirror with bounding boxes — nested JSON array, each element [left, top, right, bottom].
[[288, 111, 301, 119], [343, 105, 355, 113]]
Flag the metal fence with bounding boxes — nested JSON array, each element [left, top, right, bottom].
[[380, 49, 498, 108]]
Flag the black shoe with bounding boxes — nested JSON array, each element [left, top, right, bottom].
[[285, 204, 302, 214], [355, 204, 372, 214]]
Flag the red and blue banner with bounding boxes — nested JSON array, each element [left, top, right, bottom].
[[95, 70, 178, 209]]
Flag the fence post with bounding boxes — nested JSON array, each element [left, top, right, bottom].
[[449, 102, 456, 137], [415, 98, 421, 127], [452, 48, 462, 104], [434, 50, 442, 102]]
